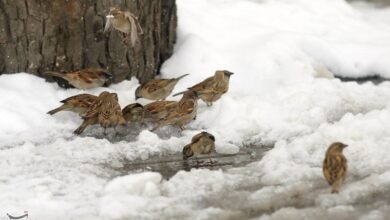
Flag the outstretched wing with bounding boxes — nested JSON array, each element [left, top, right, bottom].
[[104, 15, 113, 34], [124, 12, 140, 46]]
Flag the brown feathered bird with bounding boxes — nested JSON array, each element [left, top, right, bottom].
[[151, 91, 200, 131], [174, 70, 233, 106], [323, 142, 348, 193], [135, 74, 189, 101], [183, 131, 216, 165], [47, 94, 97, 116], [104, 7, 143, 46], [74, 91, 126, 135], [122, 103, 144, 123], [44, 68, 112, 90], [143, 100, 179, 123]]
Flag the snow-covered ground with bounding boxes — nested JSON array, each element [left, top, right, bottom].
[[1, 0, 390, 219]]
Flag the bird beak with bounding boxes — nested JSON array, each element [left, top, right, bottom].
[[106, 15, 114, 18], [225, 71, 234, 77], [344, 144, 348, 148]]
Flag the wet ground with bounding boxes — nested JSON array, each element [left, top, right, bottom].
[[110, 75, 389, 180], [337, 75, 389, 85], [117, 145, 273, 179]]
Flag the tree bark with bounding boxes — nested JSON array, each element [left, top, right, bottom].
[[0, 0, 177, 85]]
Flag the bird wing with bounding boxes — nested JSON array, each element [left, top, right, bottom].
[[83, 97, 104, 119], [104, 16, 113, 33], [60, 94, 96, 103], [98, 96, 125, 127], [62, 94, 97, 108], [177, 99, 195, 114], [145, 79, 174, 93], [124, 11, 140, 46], [191, 133, 203, 143], [145, 101, 177, 114], [189, 76, 215, 91], [323, 155, 347, 185]]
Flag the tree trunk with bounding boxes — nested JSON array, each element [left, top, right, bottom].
[[0, 0, 177, 85]]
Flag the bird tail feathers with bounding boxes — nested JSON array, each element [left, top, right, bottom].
[[175, 73, 190, 81], [47, 105, 67, 115], [44, 71, 67, 80]]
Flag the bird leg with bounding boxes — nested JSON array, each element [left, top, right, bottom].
[[103, 127, 108, 136], [150, 124, 160, 132], [195, 157, 204, 166], [207, 153, 216, 165], [74, 120, 91, 135], [113, 126, 120, 136]]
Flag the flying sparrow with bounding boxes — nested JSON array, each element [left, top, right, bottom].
[[122, 103, 145, 123], [174, 70, 233, 106], [47, 94, 97, 116], [323, 142, 348, 193], [151, 90, 200, 131], [135, 74, 189, 101], [104, 7, 143, 46], [74, 91, 126, 135], [44, 68, 112, 90], [183, 131, 216, 165]]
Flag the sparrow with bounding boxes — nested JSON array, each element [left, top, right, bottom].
[[143, 101, 178, 122], [151, 90, 200, 131], [135, 74, 189, 101], [122, 103, 145, 123], [174, 70, 234, 106], [44, 68, 112, 89], [104, 7, 143, 46], [74, 91, 126, 135], [47, 94, 97, 116], [323, 142, 348, 193], [183, 131, 216, 165]]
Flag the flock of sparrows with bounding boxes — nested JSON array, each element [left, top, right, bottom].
[[46, 67, 233, 165], [44, 7, 349, 193]]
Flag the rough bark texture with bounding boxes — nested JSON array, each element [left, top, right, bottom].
[[0, 0, 177, 85]]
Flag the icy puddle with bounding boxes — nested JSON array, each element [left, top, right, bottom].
[[116, 145, 272, 179]]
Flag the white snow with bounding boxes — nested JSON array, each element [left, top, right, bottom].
[[1, 0, 390, 219]]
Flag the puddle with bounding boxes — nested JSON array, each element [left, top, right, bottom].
[[115, 145, 272, 179]]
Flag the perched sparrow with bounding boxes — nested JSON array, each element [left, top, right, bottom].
[[74, 91, 126, 135], [323, 142, 348, 193], [183, 131, 216, 165], [44, 68, 112, 89], [143, 101, 178, 122], [104, 7, 143, 46], [122, 103, 144, 123], [135, 74, 189, 101], [151, 90, 200, 131], [174, 70, 233, 106], [47, 94, 97, 116]]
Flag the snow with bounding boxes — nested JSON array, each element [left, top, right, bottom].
[[1, 0, 390, 219]]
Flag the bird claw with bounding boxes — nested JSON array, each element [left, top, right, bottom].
[[208, 160, 217, 165], [196, 160, 204, 165]]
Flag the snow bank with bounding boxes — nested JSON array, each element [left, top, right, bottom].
[[2, 0, 390, 219]]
